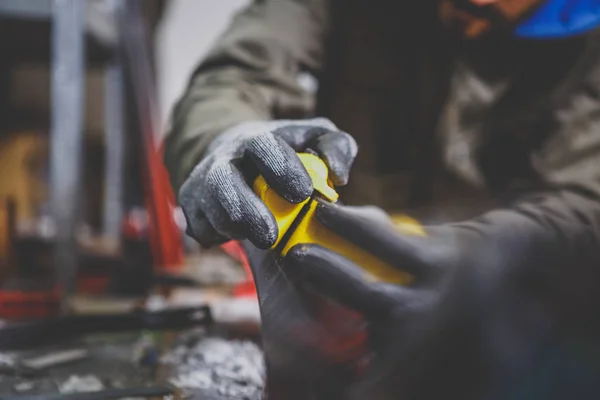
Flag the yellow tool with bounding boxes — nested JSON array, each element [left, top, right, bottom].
[[253, 153, 425, 285]]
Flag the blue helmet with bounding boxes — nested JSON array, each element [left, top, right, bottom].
[[516, 0, 600, 38]]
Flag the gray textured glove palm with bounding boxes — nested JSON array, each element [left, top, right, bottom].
[[179, 118, 357, 248]]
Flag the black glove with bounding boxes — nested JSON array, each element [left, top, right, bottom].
[[179, 118, 357, 249], [284, 190, 600, 400]]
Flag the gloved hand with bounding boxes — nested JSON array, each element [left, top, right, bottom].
[[179, 118, 357, 248], [284, 191, 600, 400]]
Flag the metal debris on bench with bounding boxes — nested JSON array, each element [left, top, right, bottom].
[[164, 336, 264, 399]]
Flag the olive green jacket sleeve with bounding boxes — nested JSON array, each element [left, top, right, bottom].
[[163, 0, 331, 193]]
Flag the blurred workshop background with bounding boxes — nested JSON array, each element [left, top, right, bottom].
[[0, 1, 264, 398]]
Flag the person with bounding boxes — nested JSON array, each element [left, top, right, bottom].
[[164, 0, 600, 398]]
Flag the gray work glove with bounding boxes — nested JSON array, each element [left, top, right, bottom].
[[284, 190, 600, 400], [179, 118, 357, 249]]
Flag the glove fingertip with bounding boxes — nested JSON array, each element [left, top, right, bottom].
[[273, 137, 314, 202], [249, 231, 277, 250], [247, 135, 314, 203], [315, 201, 342, 223], [191, 219, 231, 248], [246, 212, 279, 250], [314, 131, 357, 187], [284, 175, 313, 203], [286, 243, 314, 261], [329, 166, 350, 186], [320, 154, 349, 186]]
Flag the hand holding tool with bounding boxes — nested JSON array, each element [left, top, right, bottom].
[[284, 190, 600, 400], [179, 118, 357, 249], [246, 153, 424, 399], [253, 152, 424, 284]]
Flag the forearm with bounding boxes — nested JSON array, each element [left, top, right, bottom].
[[163, 0, 330, 193], [164, 68, 273, 193], [455, 184, 600, 321], [513, 187, 600, 281]]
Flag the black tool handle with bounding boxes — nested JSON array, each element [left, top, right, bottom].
[[0, 306, 212, 350]]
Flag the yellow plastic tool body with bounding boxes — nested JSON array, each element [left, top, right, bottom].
[[253, 153, 425, 285]]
